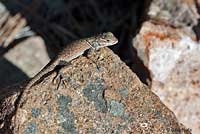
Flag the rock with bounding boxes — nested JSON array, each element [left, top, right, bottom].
[[133, 21, 199, 134], [0, 2, 6, 14], [0, 47, 190, 133], [148, 0, 199, 28], [0, 36, 50, 87], [4, 36, 50, 77]]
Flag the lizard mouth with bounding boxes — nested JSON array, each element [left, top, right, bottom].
[[113, 38, 118, 44]]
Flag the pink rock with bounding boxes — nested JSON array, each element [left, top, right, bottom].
[[133, 21, 200, 134]]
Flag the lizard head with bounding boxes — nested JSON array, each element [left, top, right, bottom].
[[87, 32, 118, 50]]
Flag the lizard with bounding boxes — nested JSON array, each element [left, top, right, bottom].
[[25, 32, 118, 90]]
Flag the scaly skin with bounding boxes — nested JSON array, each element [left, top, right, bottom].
[[25, 32, 118, 89]]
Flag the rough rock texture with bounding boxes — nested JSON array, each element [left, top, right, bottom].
[[133, 21, 199, 134], [0, 48, 190, 133], [0, 36, 50, 87]]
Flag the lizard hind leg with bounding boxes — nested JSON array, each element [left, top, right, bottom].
[[53, 62, 71, 89]]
